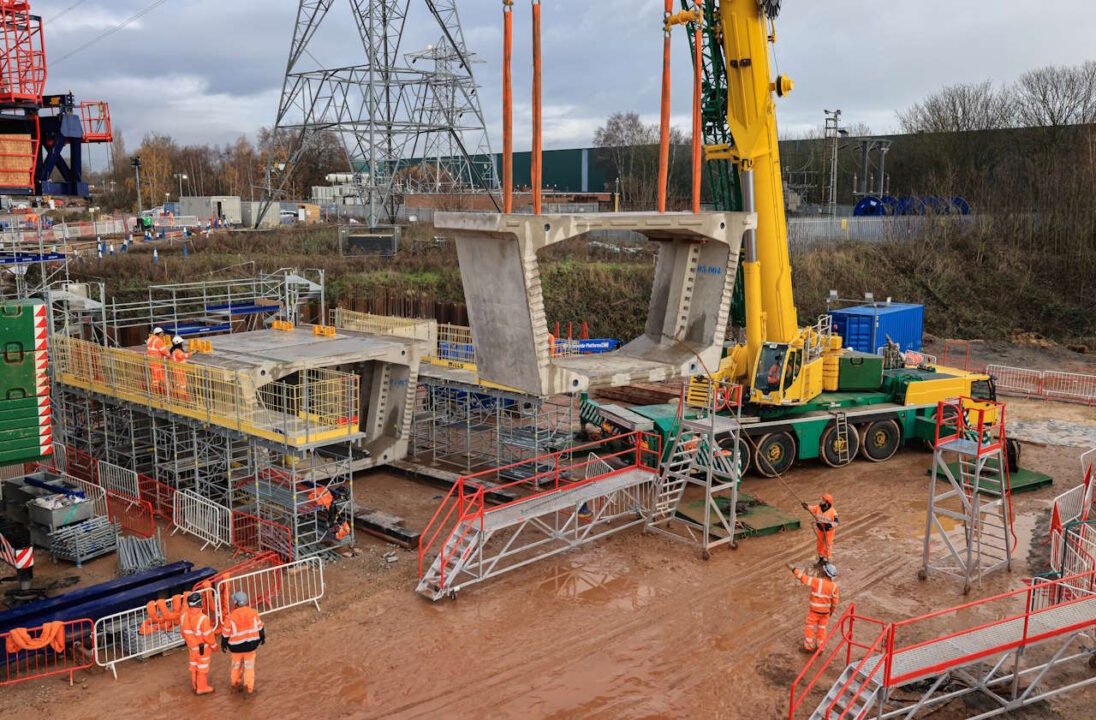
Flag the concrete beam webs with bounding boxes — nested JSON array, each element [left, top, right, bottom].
[[436, 212, 755, 396]]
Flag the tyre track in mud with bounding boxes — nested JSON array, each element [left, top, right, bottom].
[[376, 510, 900, 718]]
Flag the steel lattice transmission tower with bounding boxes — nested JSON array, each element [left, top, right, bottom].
[[263, 1, 498, 228]]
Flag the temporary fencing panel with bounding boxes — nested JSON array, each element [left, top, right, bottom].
[[69, 476, 108, 518], [64, 446, 98, 483], [1, 619, 95, 687], [988, 364, 1096, 406], [93, 588, 217, 679], [106, 491, 155, 538], [137, 473, 176, 521], [97, 460, 141, 500], [231, 511, 292, 562], [214, 557, 324, 621], [172, 489, 231, 550]]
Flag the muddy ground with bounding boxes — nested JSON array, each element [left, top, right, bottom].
[[6, 400, 1096, 719]]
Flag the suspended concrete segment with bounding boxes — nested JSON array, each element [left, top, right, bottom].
[[436, 211, 754, 397]]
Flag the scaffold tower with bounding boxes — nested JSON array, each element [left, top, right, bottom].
[[645, 381, 745, 559], [921, 398, 1015, 594]]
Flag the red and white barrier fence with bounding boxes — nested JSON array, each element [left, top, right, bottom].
[[987, 364, 1096, 406]]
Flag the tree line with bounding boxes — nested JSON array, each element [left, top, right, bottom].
[[90, 130, 345, 212]]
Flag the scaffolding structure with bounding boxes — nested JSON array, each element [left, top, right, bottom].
[[645, 381, 745, 559], [45, 271, 377, 561], [921, 398, 1014, 594]]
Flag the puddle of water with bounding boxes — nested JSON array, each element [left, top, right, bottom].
[[536, 561, 662, 611]]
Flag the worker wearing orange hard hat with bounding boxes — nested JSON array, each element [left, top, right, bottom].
[[788, 562, 839, 653], [802, 493, 839, 565], [180, 592, 216, 695]]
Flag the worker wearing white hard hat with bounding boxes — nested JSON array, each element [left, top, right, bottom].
[[146, 327, 169, 392], [169, 335, 191, 401]]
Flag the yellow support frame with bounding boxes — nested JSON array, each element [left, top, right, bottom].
[[53, 336, 360, 449]]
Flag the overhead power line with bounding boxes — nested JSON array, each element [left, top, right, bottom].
[[53, 0, 172, 66], [45, 0, 91, 25]]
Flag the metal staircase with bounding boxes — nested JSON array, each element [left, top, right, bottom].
[[417, 431, 661, 600], [810, 660, 883, 720]]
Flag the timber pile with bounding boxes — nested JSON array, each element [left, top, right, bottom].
[[593, 382, 681, 406]]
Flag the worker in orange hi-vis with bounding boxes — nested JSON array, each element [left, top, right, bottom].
[[168, 335, 190, 401], [803, 493, 839, 565], [788, 562, 839, 653], [220, 591, 265, 695], [146, 326, 169, 393], [180, 592, 217, 695]]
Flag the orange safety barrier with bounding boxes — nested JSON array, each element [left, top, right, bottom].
[[199, 552, 284, 617], [1, 619, 94, 687], [231, 511, 293, 562], [137, 473, 177, 522], [107, 491, 156, 538]]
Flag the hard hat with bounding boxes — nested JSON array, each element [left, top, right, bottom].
[[187, 592, 204, 608], [153, 327, 164, 335], [821, 493, 834, 504], [822, 563, 838, 579], [172, 336, 184, 345], [231, 591, 248, 606]]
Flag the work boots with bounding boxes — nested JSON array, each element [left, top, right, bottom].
[[195, 670, 215, 695]]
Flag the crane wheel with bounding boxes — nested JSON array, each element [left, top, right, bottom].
[[859, 419, 902, 463], [719, 435, 752, 478], [819, 424, 860, 468], [754, 432, 796, 477]]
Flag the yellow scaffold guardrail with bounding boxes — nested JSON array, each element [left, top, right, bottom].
[[52, 336, 360, 449]]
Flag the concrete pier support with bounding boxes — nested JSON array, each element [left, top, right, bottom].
[[436, 212, 754, 396]]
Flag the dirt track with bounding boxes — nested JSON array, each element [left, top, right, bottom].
[[6, 403, 1096, 719]]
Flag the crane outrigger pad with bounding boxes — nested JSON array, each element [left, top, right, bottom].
[[436, 211, 754, 397]]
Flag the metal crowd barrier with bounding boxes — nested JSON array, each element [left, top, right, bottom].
[[93, 587, 217, 679], [172, 489, 232, 550], [97, 460, 141, 500], [1, 618, 95, 687], [214, 557, 324, 620], [987, 364, 1096, 406]]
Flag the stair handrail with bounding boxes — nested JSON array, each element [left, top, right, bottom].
[[418, 477, 468, 579], [439, 487, 487, 590], [818, 624, 889, 720], [788, 604, 888, 719], [885, 567, 1096, 687]]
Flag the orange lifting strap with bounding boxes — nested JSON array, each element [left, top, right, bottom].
[[6, 622, 66, 654], [501, 0, 545, 215], [140, 594, 187, 635], [659, 4, 705, 214]]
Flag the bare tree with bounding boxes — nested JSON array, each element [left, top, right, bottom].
[[897, 81, 1016, 133], [1014, 63, 1096, 127], [594, 112, 686, 209]]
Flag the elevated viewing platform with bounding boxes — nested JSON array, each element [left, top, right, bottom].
[[436, 211, 754, 397]]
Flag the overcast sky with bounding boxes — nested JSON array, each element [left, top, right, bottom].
[[37, 0, 1096, 154]]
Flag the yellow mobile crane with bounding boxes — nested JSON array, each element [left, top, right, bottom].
[[588, 0, 1009, 476], [706, 0, 834, 406]]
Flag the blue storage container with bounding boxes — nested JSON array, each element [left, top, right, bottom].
[[828, 303, 924, 354]]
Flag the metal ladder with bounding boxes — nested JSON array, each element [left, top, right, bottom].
[[959, 452, 1013, 570], [649, 429, 703, 523], [811, 660, 883, 720], [834, 411, 851, 465]]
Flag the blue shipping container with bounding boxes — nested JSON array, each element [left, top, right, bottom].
[[828, 303, 924, 354]]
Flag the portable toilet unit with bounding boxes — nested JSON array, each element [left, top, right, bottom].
[[829, 302, 924, 354]]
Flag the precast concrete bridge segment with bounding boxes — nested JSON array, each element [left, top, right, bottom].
[[436, 211, 755, 397]]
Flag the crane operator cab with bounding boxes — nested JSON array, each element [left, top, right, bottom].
[[750, 329, 829, 407]]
